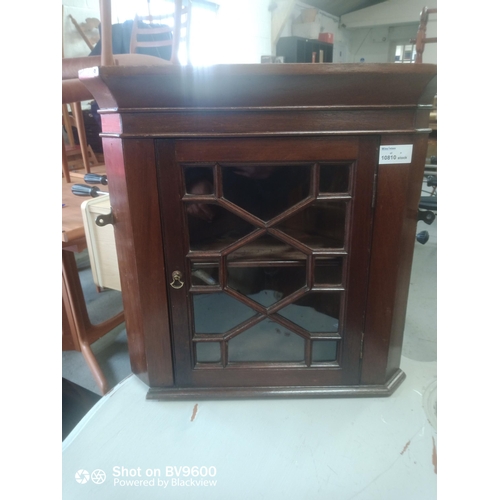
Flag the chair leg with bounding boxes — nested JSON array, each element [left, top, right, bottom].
[[71, 102, 92, 174], [62, 261, 109, 394], [62, 250, 124, 394], [62, 104, 75, 146], [62, 137, 71, 183], [79, 342, 110, 395]]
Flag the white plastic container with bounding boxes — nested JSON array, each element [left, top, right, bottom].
[[81, 195, 121, 291]]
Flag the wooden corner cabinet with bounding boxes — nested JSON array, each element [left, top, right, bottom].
[[80, 63, 437, 400]]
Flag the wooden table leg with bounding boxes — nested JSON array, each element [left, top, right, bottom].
[[62, 249, 125, 394]]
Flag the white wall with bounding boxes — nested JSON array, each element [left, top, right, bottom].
[[341, 0, 436, 27], [62, 0, 101, 58], [347, 22, 419, 63], [212, 0, 272, 64], [340, 0, 437, 64]]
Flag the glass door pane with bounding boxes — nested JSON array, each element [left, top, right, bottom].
[[183, 161, 350, 367]]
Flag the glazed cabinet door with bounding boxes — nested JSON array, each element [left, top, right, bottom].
[[156, 136, 378, 389]]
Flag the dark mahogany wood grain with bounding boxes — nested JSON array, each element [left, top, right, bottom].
[[146, 369, 406, 400], [155, 137, 376, 389], [361, 134, 429, 385], [103, 138, 174, 387], [80, 63, 437, 399], [80, 63, 437, 110], [107, 108, 421, 138]]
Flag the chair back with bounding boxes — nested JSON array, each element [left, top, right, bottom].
[[414, 7, 437, 64], [130, 2, 191, 64]]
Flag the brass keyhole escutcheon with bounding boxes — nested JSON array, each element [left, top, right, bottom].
[[170, 271, 184, 289]]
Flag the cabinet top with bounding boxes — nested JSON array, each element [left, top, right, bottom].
[[80, 63, 437, 111]]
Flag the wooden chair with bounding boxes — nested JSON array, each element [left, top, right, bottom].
[[62, 102, 102, 182], [62, 102, 93, 182], [129, 2, 191, 64], [62, 0, 187, 76], [62, 1, 187, 181], [61, 7, 96, 181]]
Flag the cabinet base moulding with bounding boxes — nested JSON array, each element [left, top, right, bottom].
[[146, 369, 406, 400]]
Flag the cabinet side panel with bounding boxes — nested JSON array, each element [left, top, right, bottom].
[[385, 134, 429, 378], [361, 134, 418, 385], [103, 137, 174, 387]]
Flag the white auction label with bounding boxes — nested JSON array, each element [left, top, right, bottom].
[[379, 144, 413, 164]]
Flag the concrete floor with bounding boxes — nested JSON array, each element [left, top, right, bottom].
[[62, 207, 437, 499]]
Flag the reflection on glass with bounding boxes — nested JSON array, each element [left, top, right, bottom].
[[278, 292, 340, 333], [314, 257, 343, 286], [312, 340, 338, 363], [184, 163, 314, 252], [227, 234, 306, 263], [193, 293, 256, 334], [196, 342, 221, 363], [228, 319, 305, 362], [319, 164, 350, 193], [221, 164, 311, 221], [277, 201, 347, 249], [187, 205, 255, 252], [184, 166, 214, 194], [184, 160, 348, 365], [191, 265, 219, 286], [227, 265, 306, 306]]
